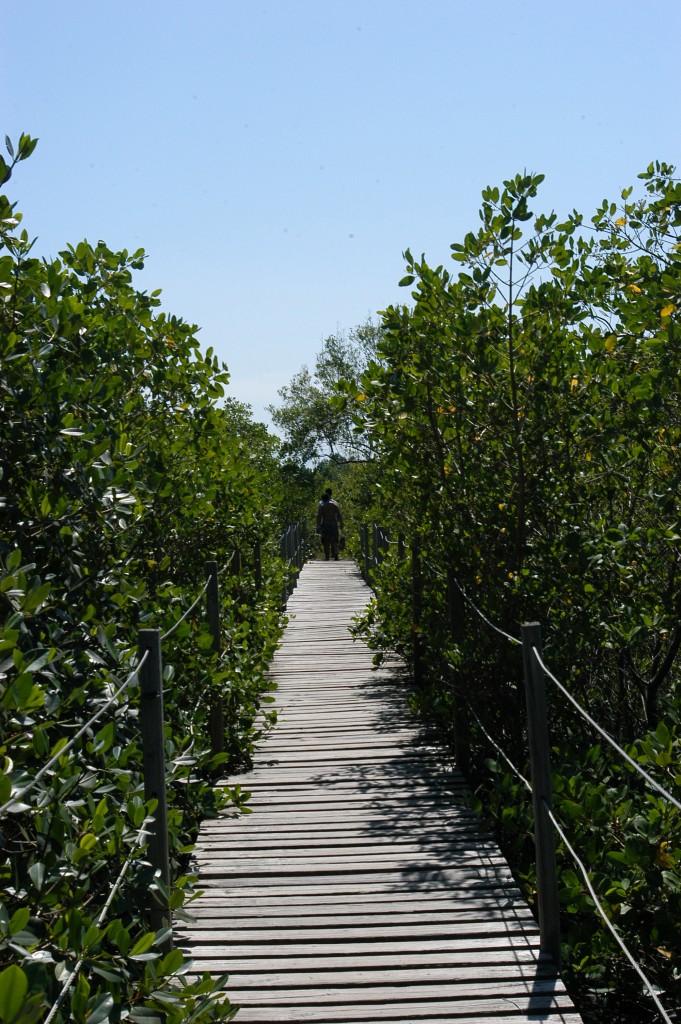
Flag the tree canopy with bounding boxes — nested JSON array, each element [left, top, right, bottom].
[[268, 320, 380, 466], [1, 135, 286, 1023], [343, 164, 681, 1020]]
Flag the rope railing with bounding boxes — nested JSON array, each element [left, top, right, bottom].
[[424, 557, 522, 648], [533, 647, 681, 814], [544, 799, 673, 1024], [3, 526, 302, 1021], [443, 567, 681, 801], [278, 520, 307, 605], [217, 547, 238, 577], [462, 694, 531, 792], [366, 529, 678, 1017], [0, 650, 149, 817], [2, 562, 232, 814], [467, 682, 673, 1024], [1, 520, 305, 1024], [160, 575, 213, 641], [43, 814, 154, 1024]]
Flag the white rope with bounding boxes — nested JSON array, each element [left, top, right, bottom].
[[451, 576, 522, 647], [217, 549, 237, 577], [460, 686, 673, 1022], [533, 648, 681, 814], [160, 576, 212, 641], [463, 694, 532, 793], [543, 799, 673, 1024], [43, 816, 154, 1024], [421, 557, 522, 647], [0, 651, 149, 816]]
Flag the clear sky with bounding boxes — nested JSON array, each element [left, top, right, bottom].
[[6, 0, 680, 425]]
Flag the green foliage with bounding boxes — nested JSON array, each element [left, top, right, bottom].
[[0, 135, 287, 1022], [347, 166, 681, 1019], [268, 323, 388, 556], [268, 320, 380, 467]]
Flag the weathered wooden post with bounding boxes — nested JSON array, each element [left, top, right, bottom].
[[138, 628, 172, 941], [411, 536, 424, 687], [205, 560, 223, 756], [378, 526, 390, 563], [292, 520, 302, 583], [360, 524, 370, 581], [232, 544, 242, 577], [521, 622, 561, 966], [253, 540, 262, 590], [447, 569, 469, 774], [280, 528, 286, 601]]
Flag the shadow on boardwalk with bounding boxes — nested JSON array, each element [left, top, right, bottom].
[[176, 560, 582, 1023]]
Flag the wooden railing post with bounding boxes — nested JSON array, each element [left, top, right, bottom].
[[447, 569, 469, 774], [205, 560, 223, 756], [360, 525, 370, 580], [378, 526, 390, 564], [521, 622, 561, 965], [138, 628, 172, 941], [411, 536, 424, 687], [253, 540, 262, 589]]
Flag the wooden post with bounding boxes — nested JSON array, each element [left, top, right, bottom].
[[205, 561, 223, 756], [521, 622, 561, 966], [281, 527, 289, 608], [138, 628, 172, 941], [411, 537, 424, 687], [253, 540, 262, 590], [292, 520, 302, 582], [372, 522, 380, 568], [378, 526, 390, 563], [360, 525, 370, 580], [447, 569, 469, 774]]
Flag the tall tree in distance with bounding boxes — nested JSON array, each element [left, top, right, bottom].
[[268, 319, 380, 467], [268, 319, 384, 548]]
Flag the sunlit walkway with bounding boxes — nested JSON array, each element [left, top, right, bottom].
[[177, 560, 582, 1022]]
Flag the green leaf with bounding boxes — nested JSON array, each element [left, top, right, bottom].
[[159, 948, 184, 975], [5, 549, 21, 573], [8, 908, 30, 937], [0, 965, 28, 1023], [28, 862, 45, 892], [129, 931, 156, 958], [85, 993, 114, 1024], [17, 134, 38, 160]]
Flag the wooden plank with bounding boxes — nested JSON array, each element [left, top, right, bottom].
[[185, 935, 547, 958], [231, 1000, 581, 1023], [176, 560, 582, 1022], [224, 979, 575, 1004]]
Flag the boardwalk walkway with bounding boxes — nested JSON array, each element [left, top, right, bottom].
[[178, 560, 582, 1023]]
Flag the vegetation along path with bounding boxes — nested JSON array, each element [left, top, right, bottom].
[[177, 560, 582, 1022]]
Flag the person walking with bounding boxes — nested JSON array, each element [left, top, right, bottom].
[[316, 487, 344, 561]]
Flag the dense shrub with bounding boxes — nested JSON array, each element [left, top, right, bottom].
[[1, 136, 287, 1023]]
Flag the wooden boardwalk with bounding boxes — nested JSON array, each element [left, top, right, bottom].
[[177, 560, 582, 1023]]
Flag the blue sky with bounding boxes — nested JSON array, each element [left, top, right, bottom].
[[6, 1, 680, 425]]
